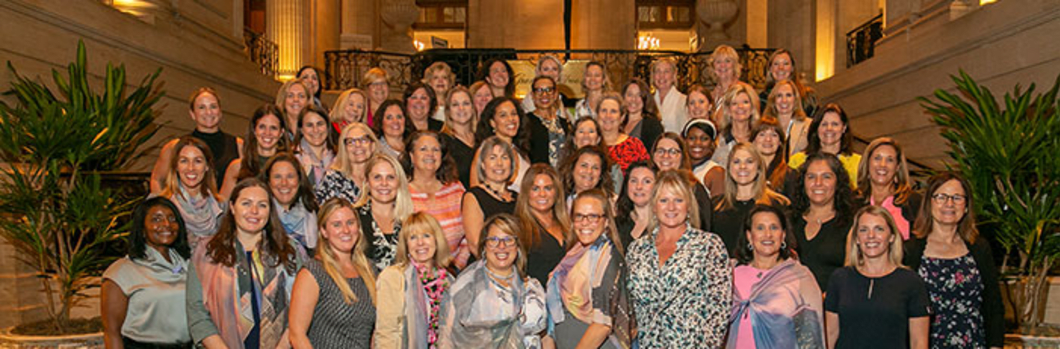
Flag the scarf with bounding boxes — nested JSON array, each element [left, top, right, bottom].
[[171, 185, 223, 249], [192, 238, 299, 349], [546, 235, 634, 349], [727, 259, 825, 349], [298, 138, 334, 185], [410, 260, 449, 348], [439, 261, 547, 348], [275, 198, 318, 249]]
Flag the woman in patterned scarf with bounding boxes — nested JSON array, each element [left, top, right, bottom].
[[185, 178, 305, 349], [159, 136, 224, 250], [375, 212, 456, 348]]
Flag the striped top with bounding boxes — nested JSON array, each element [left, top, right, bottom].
[[410, 181, 468, 269], [304, 260, 375, 349]]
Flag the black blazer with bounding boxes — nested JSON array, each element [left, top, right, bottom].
[[634, 117, 664, 151], [526, 112, 571, 165], [903, 236, 1005, 347]]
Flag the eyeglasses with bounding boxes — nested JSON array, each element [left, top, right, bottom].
[[572, 213, 604, 223], [654, 148, 681, 156], [533, 87, 555, 94], [932, 193, 967, 204], [485, 236, 516, 248], [344, 136, 373, 146]]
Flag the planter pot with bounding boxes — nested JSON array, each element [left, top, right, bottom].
[[0, 328, 103, 349]]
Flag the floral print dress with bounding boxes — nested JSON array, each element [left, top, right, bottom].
[[627, 225, 732, 348], [918, 254, 986, 349]]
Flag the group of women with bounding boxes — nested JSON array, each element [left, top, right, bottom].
[[100, 47, 1002, 349]]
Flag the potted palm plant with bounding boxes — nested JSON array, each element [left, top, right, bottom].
[[921, 71, 1060, 338], [0, 40, 162, 344]]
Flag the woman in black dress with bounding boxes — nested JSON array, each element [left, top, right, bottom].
[[791, 152, 856, 291], [513, 164, 571, 287], [712, 142, 789, 253], [461, 136, 519, 260], [825, 205, 930, 349], [440, 86, 478, 189]]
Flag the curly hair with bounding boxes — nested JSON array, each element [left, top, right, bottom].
[[791, 152, 856, 224]]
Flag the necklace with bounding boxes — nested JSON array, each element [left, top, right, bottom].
[[481, 182, 510, 201]]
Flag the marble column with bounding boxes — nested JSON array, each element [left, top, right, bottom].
[[267, 0, 311, 78]]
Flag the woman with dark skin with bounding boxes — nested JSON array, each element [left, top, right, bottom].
[[103, 197, 192, 349], [682, 118, 725, 197]]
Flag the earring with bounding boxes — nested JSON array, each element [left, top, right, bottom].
[[781, 241, 787, 249], [747, 243, 754, 251]]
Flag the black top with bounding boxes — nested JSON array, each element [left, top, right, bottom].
[[616, 218, 638, 250], [903, 236, 1004, 347], [526, 112, 571, 165], [427, 118, 444, 132], [629, 117, 663, 152], [711, 198, 785, 255], [464, 187, 517, 265], [693, 184, 714, 233], [191, 130, 239, 187], [793, 215, 852, 290], [825, 267, 931, 349], [441, 133, 475, 189], [525, 223, 566, 288]]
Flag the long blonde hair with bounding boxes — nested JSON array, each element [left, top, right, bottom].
[[718, 83, 762, 138], [354, 153, 413, 223], [330, 122, 379, 177], [716, 143, 789, 211], [316, 198, 378, 304]]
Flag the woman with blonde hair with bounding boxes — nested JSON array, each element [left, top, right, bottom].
[[289, 198, 377, 348], [759, 49, 818, 118], [375, 212, 455, 348], [856, 137, 921, 240], [440, 86, 478, 188], [712, 82, 761, 167], [356, 153, 414, 270], [159, 136, 225, 250], [710, 44, 743, 102], [276, 78, 311, 139], [514, 164, 571, 287], [330, 88, 370, 133], [316, 122, 379, 205], [763, 79, 811, 156], [825, 206, 930, 349], [627, 170, 731, 348], [574, 61, 611, 119], [362, 67, 390, 128], [437, 214, 548, 348], [651, 57, 688, 133], [424, 62, 456, 122], [712, 142, 790, 254]]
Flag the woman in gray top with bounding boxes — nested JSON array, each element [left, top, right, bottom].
[[102, 197, 193, 348]]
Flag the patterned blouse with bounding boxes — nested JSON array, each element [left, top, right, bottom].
[[919, 254, 986, 349], [627, 225, 732, 349], [358, 202, 402, 271], [410, 182, 469, 269], [607, 136, 650, 172], [314, 169, 360, 206]]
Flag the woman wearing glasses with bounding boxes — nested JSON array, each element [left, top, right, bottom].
[[650, 133, 714, 232], [437, 214, 548, 348], [544, 189, 633, 349], [903, 173, 1004, 349], [315, 122, 378, 205], [527, 76, 571, 167]]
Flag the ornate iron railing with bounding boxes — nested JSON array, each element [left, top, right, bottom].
[[846, 14, 884, 67], [324, 48, 776, 94], [244, 28, 279, 78]]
